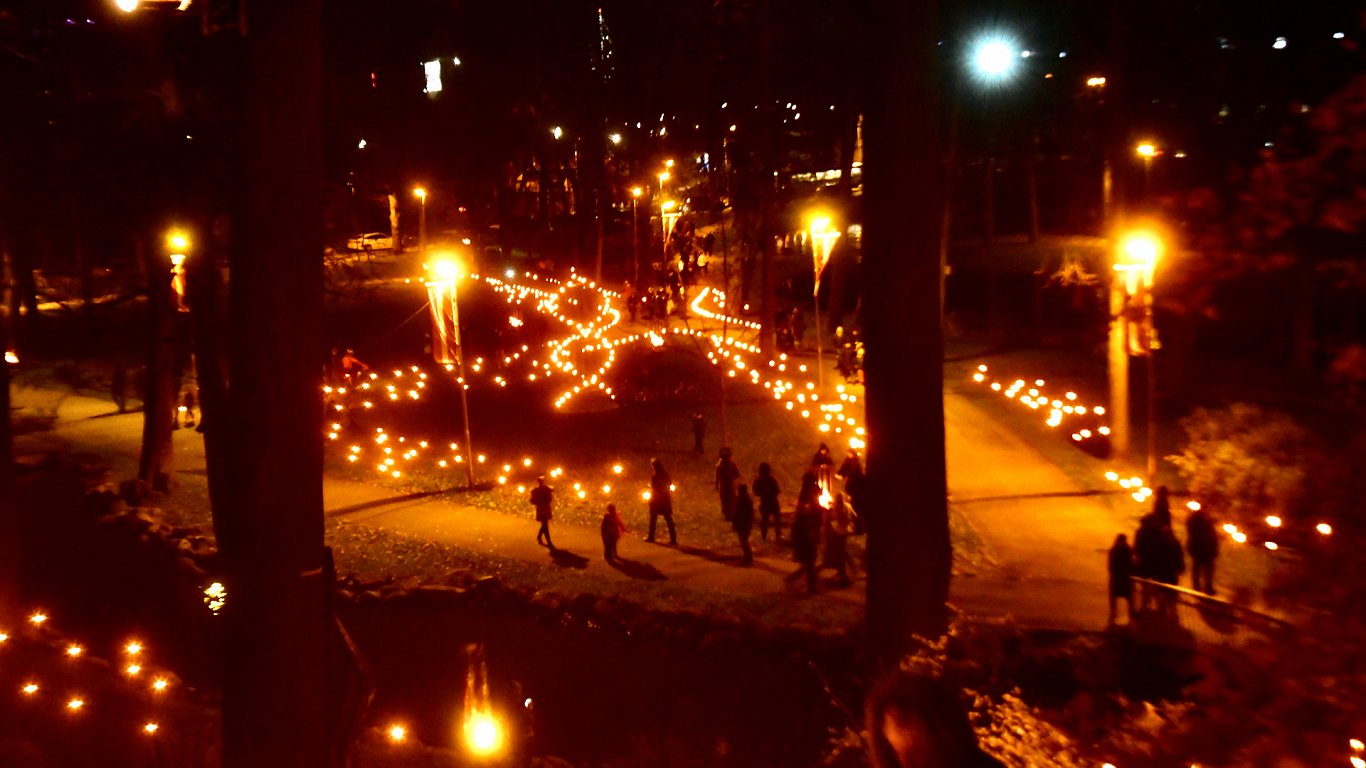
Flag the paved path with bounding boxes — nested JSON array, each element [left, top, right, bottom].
[[13, 365, 1129, 631]]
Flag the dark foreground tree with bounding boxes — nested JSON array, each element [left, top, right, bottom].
[[862, 0, 950, 665], [218, 1, 329, 766]]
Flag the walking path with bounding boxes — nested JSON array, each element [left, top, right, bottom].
[[14, 367, 1129, 631]]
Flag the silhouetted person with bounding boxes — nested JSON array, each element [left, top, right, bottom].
[[787, 471, 822, 593], [691, 413, 706, 454], [733, 484, 755, 565], [714, 446, 740, 521], [822, 492, 853, 586], [1152, 485, 1172, 527], [530, 477, 554, 549], [1186, 504, 1219, 595], [1108, 534, 1135, 626], [837, 450, 867, 533], [180, 386, 198, 429], [812, 442, 835, 490], [790, 307, 807, 349], [646, 459, 676, 545], [110, 363, 128, 413], [866, 672, 1006, 768], [1133, 511, 1164, 611], [753, 462, 782, 542], [601, 503, 626, 562]]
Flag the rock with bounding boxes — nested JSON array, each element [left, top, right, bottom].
[[411, 584, 468, 608]]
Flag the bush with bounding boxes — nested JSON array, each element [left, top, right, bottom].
[[1168, 403, 1318, 527]]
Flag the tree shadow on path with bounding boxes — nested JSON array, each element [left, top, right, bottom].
[[608, 557, 667, 581], [548, 547, 590, 570]]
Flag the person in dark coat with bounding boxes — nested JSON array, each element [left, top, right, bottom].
[[110, 363, 128, 413], [733, 484, 756, 565], [1108, 534, 1135, 626], [1152, 485, 1172, 527], [646, 458, 676, 545], [529, 477, 555, 549], [786, 471, 823, 593], [600, 503, 627, 562], [1132, 513, 1164, 611], [1185, 503, 1219, 595], [714, 447, 740, 521], [691, 413, 706, 454], [753, 462, 782, 542], [812, 442, 835, 493]]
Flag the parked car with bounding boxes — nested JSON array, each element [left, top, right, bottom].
[[346, 232, 393, 252]]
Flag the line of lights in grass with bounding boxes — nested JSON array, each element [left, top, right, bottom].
[[2, 609, 176, 739]]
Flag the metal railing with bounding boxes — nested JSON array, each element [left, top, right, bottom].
[[1130, 577, 1295, 651]]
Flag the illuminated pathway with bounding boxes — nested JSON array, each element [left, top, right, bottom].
[[16, 268, 1185, 631]]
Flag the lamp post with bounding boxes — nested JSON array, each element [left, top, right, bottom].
[[808, 214, 841, 392], [414, 187, 428, 260], [1112, 229, 1163, 480], [1135, 142, 1158, 197], [426, 256, 476, 487], [167, 230, 190, 312], [631, 186, 643, 287]]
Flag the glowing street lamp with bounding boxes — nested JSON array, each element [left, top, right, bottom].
[[115, 0, 140, 12], [414, 187, 428, 259], [969, 35, 1020, 83], [1135, 141, 1160, 194], [808, 212, 841, 391], [426, 255, 476, 487], [608, 132, 622, 146], [551, 126, 563, 140], [1111, 227, 1165, 479], [166, 229, 190, 312]]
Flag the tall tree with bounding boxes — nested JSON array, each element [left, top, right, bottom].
[[218, 0, 329, 765], [862, 0, 950, 665]]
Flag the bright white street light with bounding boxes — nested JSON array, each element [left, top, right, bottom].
[[608, 133, 622, 145], [970, 36, 1019, 81], [114, 0, 140, 11], [551, 126, 563, 140]]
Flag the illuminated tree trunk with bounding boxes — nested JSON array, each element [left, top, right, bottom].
[[863, 0, 950, 666], [219, 0, 329, 765]]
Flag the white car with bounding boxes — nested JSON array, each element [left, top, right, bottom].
[[347, 232, 394, 252]]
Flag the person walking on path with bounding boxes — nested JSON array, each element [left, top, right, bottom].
[[821, 492, 853, 587], [1108, 533, 1135, 626], [646, 458, 677, 545], [600, 503, 627, 562], [1185, 503, 1219, 595], [733, 484, 756, 565], [691, 413, 706, 454], [341, 348, 368, 383], [786, 471, 822, 593], [530, 477, 555, 549], [714, 447, 740, 521], [753, 462, 782, 542], [179, 385, 198, 429], [110, 363, 128, 413]]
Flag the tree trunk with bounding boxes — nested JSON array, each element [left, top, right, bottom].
[[0, 244, 17, 618], [219, 1, 329, 766], [757, 0, 778, 357], [186, 232, 232, 539], [136, 234, 177, 492], [864, 0, 950, 666]]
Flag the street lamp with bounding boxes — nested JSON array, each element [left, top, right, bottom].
[[631, 186, 643, 287], [413, 187, 428, 260], [807, 213, 841, 391], [426, 254, 476, 487], [1111, 228, 1164, 480], [166, 229, 190, 312], [1135, 142, 1159, 195], [968, 34, 1021, 84]]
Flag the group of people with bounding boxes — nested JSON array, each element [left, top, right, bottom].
[[715, 441, 866, 592], [525, 441, 868, 593], [1108, 486, 1220, 625]]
